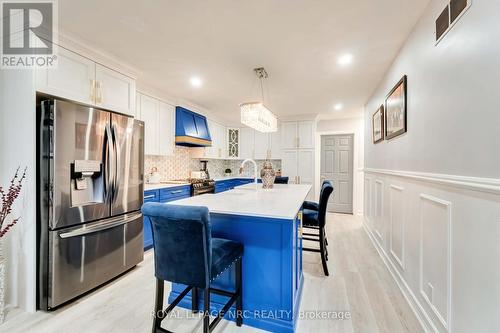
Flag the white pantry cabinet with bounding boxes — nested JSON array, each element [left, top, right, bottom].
[[281, 121, 315, 149], [137, 92, 175, 157], [36, 46, 136, 116], [282, 148, 315, 199]]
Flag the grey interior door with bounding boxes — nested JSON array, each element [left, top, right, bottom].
[[321, 135, 354, 214]]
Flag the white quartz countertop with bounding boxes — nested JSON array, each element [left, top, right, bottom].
[[144, 182, 190, 191], [171, 183, 312, 220]]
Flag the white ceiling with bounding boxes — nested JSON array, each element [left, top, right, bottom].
[[59, 0, 430, 124]]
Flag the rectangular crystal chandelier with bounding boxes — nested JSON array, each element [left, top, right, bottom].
[[240, 102, 278, 133]]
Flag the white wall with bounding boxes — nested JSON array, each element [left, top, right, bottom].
[[364, 0, 500, 179], [315, 116, 364, 215], [363, 1, 500, 332], [0, 69, 37, 313]]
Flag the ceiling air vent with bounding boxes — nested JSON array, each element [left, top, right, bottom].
[[435, 0, 471, 44]]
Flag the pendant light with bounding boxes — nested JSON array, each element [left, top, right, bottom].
[[240, 67, 278, 133]]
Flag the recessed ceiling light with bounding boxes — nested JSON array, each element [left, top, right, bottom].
[[334, 103, 343, 111], [190, 76, 202, 88], [338, 54, 353, 66]]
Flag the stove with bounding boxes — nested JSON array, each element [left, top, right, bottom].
[[187, 178, 216, 196]]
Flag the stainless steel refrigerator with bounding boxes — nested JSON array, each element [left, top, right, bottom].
[[37, 97, 144, 310]]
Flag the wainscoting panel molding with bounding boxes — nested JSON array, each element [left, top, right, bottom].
[[363, 169, 500, 333], [389, 185, 405, 271], [364, 178, 372, 223], [374, 180, 384, 245], [364, 168, 500, 195], [419, 194, 451, 331]]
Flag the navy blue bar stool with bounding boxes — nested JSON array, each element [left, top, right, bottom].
[[142, 203, 243, 333], [274, 176, 289, 184], [302, 181, 333, 276]]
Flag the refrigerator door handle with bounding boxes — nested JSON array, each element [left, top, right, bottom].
[[59, 212, 142, 239], [104, 123, 115, 203], [111, 123, 120, 203]]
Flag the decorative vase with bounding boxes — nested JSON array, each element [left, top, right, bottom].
[[0, 239, 5, 324], [260, 160, 276, 189]]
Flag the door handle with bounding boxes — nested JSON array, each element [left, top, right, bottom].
[[104, 124, 115, 203], [170, 190, 183, 194], [59, 212, 142, 238], [144, 194, 156, 199], [111, 124, 120, 203]]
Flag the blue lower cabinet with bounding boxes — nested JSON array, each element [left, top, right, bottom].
[[143, 185, 191, 250], [143, 189, 160, 250], [215, 178, 254, 193], [159, 185, 191, 202]]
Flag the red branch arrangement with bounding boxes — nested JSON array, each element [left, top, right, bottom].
[[0, 167, 27, 238]]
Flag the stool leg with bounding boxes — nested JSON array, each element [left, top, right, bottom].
[[319, 227, 329, 276], [204, 287, 210, 333], [192, 287, 198, 313], [152, 278, 164, 333], [236, 258, 243, 327]]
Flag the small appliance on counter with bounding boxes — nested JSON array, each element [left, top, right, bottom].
[[146, 166, 161, 184]]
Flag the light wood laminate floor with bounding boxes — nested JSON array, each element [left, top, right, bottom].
[[1, 214, 423, 333]]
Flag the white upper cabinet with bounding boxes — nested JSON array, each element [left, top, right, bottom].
[[269, 125, 282, 159], [36, 45, 136, 116], [254, 131, 269, 160], [138, 93, 160, 156], [36, 46, 95, 105], [217, 123, 226, 159], [194, 120, 226, 159], [95, 64, 136, 116], [239, 127, 255, 160], [282, 122, 298, 149], [159, 102, 175, 156], [297, 121, 314, 148], [281, 121, 315, 149], [137, 93, 176, 157]]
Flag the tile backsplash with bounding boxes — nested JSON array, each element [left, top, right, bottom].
[[216, 159, 282, 178], [145, 147, 282, 180], [145, 147, 199, 180]]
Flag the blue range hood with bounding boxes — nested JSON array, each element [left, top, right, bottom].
[[175, 106, 212, 147]]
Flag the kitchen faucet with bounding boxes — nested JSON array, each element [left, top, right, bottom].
[[239, 159, 258, 184]]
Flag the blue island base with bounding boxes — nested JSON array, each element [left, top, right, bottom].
[[168, 212, 304, 333]]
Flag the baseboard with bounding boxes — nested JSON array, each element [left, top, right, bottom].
[[362, 220, 439, 333]]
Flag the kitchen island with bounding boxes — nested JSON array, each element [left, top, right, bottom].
[[168, 183, 311, 333]]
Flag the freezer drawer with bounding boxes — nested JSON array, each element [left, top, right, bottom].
[[45, 212, 144, 309]]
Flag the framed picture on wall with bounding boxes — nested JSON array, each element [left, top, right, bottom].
[[372, 105, 384, 143], [385, 75, 407, 140]]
